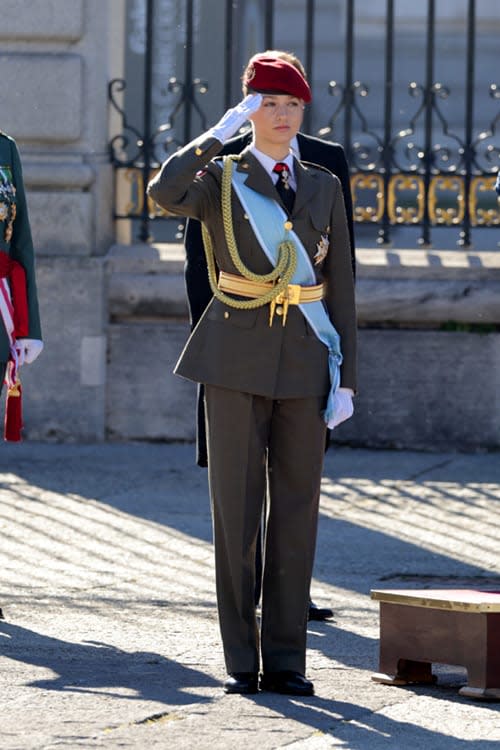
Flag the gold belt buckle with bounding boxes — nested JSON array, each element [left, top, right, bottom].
[[269, 284, 301, 327]]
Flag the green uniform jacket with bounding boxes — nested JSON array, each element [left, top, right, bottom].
[[0, 131, 42, 362], [0, 132, 42, 362], [148, 135, 356, 398]]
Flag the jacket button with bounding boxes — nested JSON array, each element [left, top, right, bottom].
[[275, 306, 283, 316], [224, 311, 230, 319]]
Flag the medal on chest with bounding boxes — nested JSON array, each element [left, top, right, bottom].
[[314, 233, 330, 265], [0, 167, 17, 242]]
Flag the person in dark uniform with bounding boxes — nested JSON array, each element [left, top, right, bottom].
[[148, 54, 356, 696], [184, 51, 355, 623], [0, 131, 43, 433], [495, 171, 500, 196]]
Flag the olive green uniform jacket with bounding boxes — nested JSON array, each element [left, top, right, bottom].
[[0, 132, 42, 363], [147, 135, 356, 399]]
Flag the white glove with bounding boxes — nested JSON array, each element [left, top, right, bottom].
[[327, 387, 354, 430], [15, 338, 44, 366], [208, 93, 262, 144]]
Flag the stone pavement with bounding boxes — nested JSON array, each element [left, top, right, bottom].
[[1, 442, 499, 749]]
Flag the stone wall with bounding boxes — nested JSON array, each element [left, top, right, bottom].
[[105, 244, 500, 451]]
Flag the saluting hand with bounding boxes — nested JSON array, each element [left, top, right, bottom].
[[208, 93, 262, 144]]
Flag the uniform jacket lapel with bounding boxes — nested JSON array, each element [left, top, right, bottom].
[[292, 158, 323, 216], [235, 147, 323, 216], [235, 149, 279, 204]]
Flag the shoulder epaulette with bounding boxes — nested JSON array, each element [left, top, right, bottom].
[[300, 160, 335, 177]]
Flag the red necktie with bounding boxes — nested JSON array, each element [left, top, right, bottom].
[[273, 162, 295, 214]]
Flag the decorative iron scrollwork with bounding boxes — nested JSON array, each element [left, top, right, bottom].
[[108, 76, 209, 168], [108, 2, 500, 245], [428, 176, 465, 225], [389, 175, 425, 225], [350, 174, 384, 223], [108, 79, 144, 166], [323, 75, 500, 235], [471, 176, 500, 226]]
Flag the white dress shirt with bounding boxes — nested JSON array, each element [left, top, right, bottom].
[[249, 144, 297, 191]]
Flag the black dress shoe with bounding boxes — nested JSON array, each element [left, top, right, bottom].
[[308, 600, 334, 621], [260, 671, 314, 696], [223, 672, 258, 694]]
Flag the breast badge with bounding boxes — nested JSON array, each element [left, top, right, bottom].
[[314, 233, 329, 265], [0, 167, 16, 242]]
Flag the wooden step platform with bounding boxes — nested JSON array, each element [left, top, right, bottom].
[[370, 588, 500, 700]]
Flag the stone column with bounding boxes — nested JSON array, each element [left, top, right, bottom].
[[1, 0, 126, 440]]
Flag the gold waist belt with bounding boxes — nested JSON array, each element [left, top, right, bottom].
[[218, 271, 324, 326]]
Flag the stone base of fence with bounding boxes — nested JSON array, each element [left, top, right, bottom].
[[103, 243, 500, 451], [16, 243, 500, 450]]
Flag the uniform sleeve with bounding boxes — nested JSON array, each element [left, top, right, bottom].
[[9, 139, 42, 340], [147, 135, 223, 221], [333, 145, 356, 278], [323, 177, 357, 391], [183, 133, 250, 329]]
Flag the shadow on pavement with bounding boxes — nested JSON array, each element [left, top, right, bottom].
[[243, 691, 500, 749], [0, 620, 218, 705], [2, 443, 499, 603], [2, 442, 500, 717]]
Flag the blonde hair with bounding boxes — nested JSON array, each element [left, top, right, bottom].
[[242, 50, 307, 94]]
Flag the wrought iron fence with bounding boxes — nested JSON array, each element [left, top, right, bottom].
[[109, 0, 500, 247]]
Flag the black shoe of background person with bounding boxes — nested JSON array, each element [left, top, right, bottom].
[[308, 600, 334, 621], [260, 671, 314, 696], [223, 672, 259, 694]]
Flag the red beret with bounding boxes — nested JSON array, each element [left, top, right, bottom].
[[244, 55, 312, 103]]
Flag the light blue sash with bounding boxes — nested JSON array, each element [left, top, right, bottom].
[[230, 165, 343, 423]]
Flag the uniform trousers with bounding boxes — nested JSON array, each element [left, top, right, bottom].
[[204, 384, 327, 675]]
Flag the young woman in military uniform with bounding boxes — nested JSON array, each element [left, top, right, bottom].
[[185, 49, 356, 625], [148, 55, 356, 696]]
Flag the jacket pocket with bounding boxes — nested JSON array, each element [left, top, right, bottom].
[[309, 205, 331, 233]]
